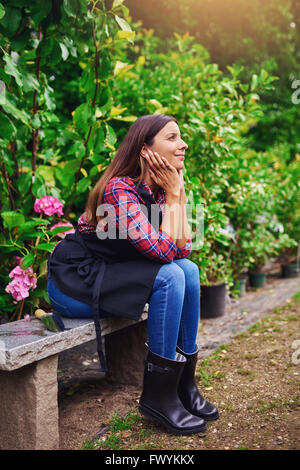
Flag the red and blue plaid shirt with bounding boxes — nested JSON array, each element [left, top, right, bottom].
[[78, 176, 192, 263]]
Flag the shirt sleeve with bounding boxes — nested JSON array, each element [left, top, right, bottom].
[[102, 179, 177, 263], [175, 238, 192, 259]]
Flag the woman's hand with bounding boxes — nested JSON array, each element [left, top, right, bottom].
[[178, 169, 185, 195], [141, 148, 181, 197]]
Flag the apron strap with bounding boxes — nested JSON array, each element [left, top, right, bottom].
[[73, 229, 108, 372]]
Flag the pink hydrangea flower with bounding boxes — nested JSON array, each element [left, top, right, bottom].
[[5, 279, 30, 301], [5, 266, 37, 301], [34, 195, 64, 217], [50, 221, 75, 236], [14, 256, 23, 266]]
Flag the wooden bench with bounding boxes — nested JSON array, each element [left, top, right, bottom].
[[0, 308, 149, 450]]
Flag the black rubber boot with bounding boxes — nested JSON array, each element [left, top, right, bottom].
[[177, 345, 219, 421], [139, 348, 206, 435]]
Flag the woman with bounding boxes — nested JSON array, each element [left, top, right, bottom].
[[47, 114, 219, 435]]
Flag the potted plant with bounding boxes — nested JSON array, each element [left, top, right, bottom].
[[226, 224, 251, 298], [272, 150, 300, 278], [273, 238, 299, 279], [224, 174, 283, 289], [243, 222, 275, 288], [275, 222, 300, 278], [189, 206, 234, 318], [245, 219, 297, 287]]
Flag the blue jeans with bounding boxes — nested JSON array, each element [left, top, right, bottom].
[[147, 258, 200, 359], [47, 258, 200, 360]]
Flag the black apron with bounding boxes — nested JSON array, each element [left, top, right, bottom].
[[47, 181, 165, 371]]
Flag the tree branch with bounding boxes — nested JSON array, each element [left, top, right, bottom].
[[0, 159, 15, 210], [30, 24, 42, 194], [65, 21, 100, 217]]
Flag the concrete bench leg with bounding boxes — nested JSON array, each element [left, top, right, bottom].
[[0, 355, 59, 450], [105, 320, 148, 386]]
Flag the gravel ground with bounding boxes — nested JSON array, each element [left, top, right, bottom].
[[58, 274, 300, 450]]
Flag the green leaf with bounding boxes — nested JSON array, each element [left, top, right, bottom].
[[190, 177, 200, 185], [32, 113, 41, 130], [22, 71, 40, 92], [55, 159, 80, 188], [88, 153, 105, 165], [97, 89, 109, 110], [112, 0, 125, 9], [37, 37, 54, 58], [113, 115, 137, 122], [16, 172, 31, 194], [21, 253, 35, 269], [1, 211, 25, 230], [46, 41, 62, 66], [30, 0, 52, 25], [105, 123, 117, 148], [36, 185, 47, 198], [73, 102, 95, 133], [2, 98, 30, 125], [99, 55, 112, 79], [67, 141, 85, 159], [29, 217, 50, 226], [110, 106, 127, 118], [251, 74, 259, 91], [63, 0, 78, 17], [32, 174, 45, 198], [121, 5, 129, 17], [117, 30, 135, 42], [3, 52, 22, 87], [0, 3, 5, 20], [222, 81, 237, 97], [50, 225, 74, 235], [36, 242, 57, 253], [59, 43, 69, 61], [0, 6, 21, 35], [0, 294, 11, 308], [76, 177, 91, 194], [18, 233, 40, 244], [0, 113, 16, 140], [64, 159, 81, 174], [114, 15, 132, 32], [37, 165, 56, 186], [55, 166, 73, 188], [91, 125, 105, 154], [17, 221, 45, 234], [44, 89, 56, 111], [39, 259, 48, 277]]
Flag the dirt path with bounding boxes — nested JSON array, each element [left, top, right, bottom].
[[58, 290, 300, 450]]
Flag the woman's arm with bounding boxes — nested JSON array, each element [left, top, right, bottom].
[[143, 151, 191, 250], [161, 190, 181, 245], [176, 170, 192, 249], [102, 178, 178, 263], [142, 150, 182, 245]]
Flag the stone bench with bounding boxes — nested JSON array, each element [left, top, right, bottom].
[[0, 308, 149, 450]]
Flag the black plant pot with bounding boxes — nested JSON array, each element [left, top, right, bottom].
[[249, 272, 266, 288], [281, 263, 300, 278], [200, 283, 226, 319]]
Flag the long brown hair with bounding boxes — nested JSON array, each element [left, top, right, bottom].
[[85, 114, 177, 225]]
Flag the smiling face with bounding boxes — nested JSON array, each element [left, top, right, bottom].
[[146, 121, 188, 171]]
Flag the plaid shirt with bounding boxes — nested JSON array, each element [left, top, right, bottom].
[[78, 176, 192, 263]]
